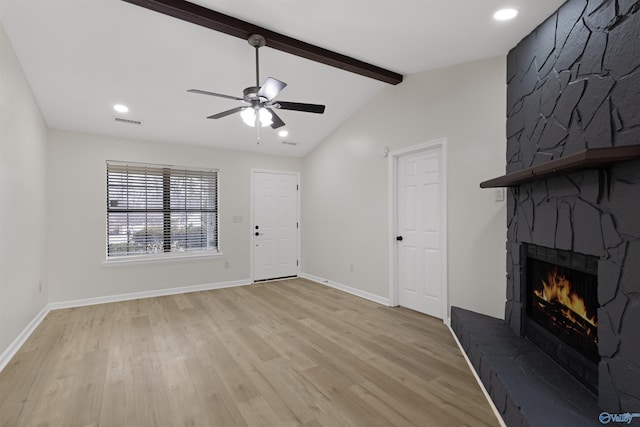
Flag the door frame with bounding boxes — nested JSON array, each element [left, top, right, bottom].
[[388, 139, 448, 320], [250, 169, 301, 282]]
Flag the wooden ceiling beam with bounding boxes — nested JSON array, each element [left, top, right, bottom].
[[122, 0, 403, 85]]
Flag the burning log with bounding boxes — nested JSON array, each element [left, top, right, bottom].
[[533, 266, 597, 327], [532, 297, 597, 343]]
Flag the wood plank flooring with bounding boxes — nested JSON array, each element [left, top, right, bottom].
[[0, 278, 501, 427]]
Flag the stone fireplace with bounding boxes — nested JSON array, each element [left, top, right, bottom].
[[502, 0, 640, 412], [452, 0, 640, 425]]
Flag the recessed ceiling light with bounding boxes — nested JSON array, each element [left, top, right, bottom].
[[113, 104, 129, 113], [278, 130, 289, 137], [494, 8, 518, 21]]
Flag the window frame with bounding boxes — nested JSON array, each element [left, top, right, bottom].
[[105, 160, 220, 263]]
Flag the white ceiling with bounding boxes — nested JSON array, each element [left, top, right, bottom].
[[0, 0, 566, 157]]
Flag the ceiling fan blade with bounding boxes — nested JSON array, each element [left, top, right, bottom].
[[188, 89, 243, 101], [207, 107, 246, 119], [257, 77, 287, 101], [276, 101, 325, 114], [267, 108, 285, 129]]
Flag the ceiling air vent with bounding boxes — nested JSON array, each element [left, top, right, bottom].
[[281, 141, 298, 146], [114, 117, 142, 126]]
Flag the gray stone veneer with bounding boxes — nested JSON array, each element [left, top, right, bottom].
[[504, 0, 640, 411]]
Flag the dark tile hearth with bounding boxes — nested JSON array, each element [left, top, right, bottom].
[[451, 307, 602, 427]]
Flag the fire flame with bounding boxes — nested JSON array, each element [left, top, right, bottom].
[[533, 267, 597, 327]]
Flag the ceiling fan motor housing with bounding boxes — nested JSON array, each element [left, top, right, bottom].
[[243, 86, 265, 103]]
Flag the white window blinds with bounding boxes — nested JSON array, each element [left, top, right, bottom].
[[107, 161, 218, 257]]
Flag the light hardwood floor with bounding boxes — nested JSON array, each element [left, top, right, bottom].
[[0, 278, 501, 427]]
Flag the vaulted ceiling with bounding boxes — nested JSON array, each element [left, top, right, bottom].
[[0, 0, 566, 156]]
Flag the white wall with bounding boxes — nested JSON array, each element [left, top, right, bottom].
[[0, 23, 48, 354], [302, 56, 508, 319], [46, 129, 301, 303]]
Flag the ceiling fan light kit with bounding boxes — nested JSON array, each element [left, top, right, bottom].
[[188, 33, 326, 131], [241, 106, 273, 127]]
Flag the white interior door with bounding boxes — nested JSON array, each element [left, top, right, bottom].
[[252, 171, 299, 281], [396, 146, 444, 318]]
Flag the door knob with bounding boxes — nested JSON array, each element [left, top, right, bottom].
[[255, 232, 261, 236], [396, 236, 403, 241]]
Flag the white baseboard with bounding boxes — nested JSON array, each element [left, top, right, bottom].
[[48, 279, 252, 310], [300, 273, 391, 306], [447, 323, 507, 427], [0, 279, 252, 372], [0, 305, 50, 372]]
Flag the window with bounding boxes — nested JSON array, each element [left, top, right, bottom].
[[106, 161, 218, 258]]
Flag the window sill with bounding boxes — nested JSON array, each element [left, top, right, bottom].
[[102, 251, 223, 267]]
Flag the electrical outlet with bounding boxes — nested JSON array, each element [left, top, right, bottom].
[[38, 281, 42, 292], [495, 188, 505, 202], [350, 264, 355, 273], [224, 261, 230, 269]]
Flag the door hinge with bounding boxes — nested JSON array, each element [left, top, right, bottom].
[[296, 260, 299, 266], [296, 184, 299, 190], [296, 222, 299, 229]]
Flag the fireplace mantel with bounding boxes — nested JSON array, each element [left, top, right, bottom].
[[480, 145, 640, 188]]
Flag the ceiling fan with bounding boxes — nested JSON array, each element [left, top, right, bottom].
[[188, 34, 325, 130]]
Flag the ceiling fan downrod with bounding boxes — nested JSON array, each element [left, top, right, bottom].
[[247, 34, 266, 88]]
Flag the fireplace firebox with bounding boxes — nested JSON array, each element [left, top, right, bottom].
[[522, 244, 600, 394]]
